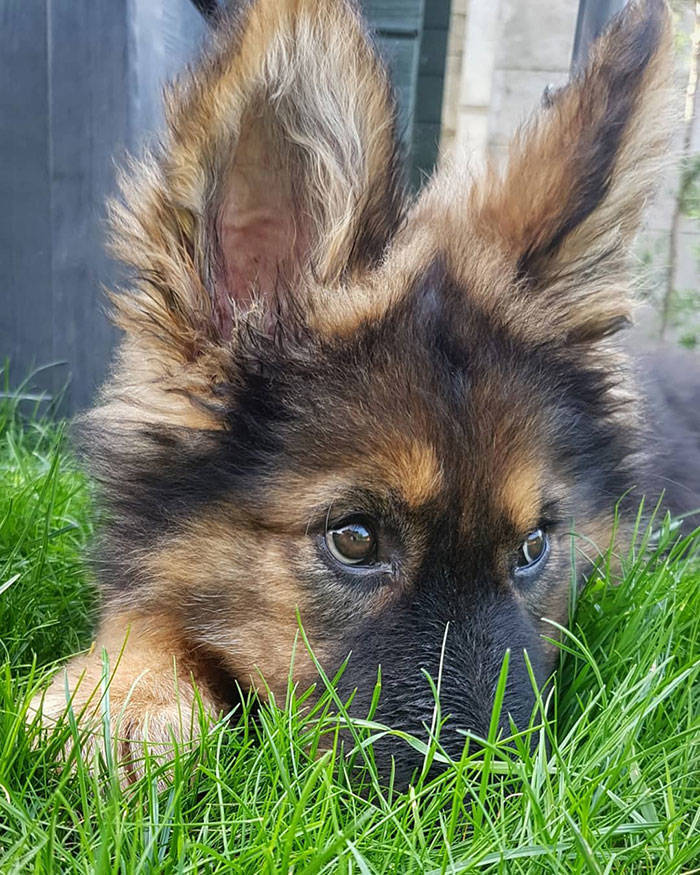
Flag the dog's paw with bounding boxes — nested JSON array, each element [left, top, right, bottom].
[[29, 654, 216, 787]]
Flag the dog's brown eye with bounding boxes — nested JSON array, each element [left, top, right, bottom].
[[515, 528, 548, 572], [326, 518, 377, 566]]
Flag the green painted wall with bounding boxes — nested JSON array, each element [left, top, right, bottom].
[[364, 0, 451, 185]]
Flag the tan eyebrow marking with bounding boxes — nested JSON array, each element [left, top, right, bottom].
[[499, 459, 542, 533], [375, 439, 444, 508]]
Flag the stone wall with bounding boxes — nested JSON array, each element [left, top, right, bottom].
[[441, 0, 574, 164], [440, 0, 699, 345]]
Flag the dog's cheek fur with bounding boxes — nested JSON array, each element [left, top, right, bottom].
[[138, 518, 322, 698], [109, 542, 313, 703]]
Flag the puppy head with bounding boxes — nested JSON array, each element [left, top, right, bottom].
[[88, 0, 673, 783]]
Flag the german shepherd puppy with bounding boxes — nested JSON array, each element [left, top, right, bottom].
[[33, 0, 693, 784]]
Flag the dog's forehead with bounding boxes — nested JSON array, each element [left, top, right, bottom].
[[309, 261, 548, 439], [255, 276, 552, 533]]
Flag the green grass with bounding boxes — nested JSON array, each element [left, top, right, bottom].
[[0, 386, 699, 873]]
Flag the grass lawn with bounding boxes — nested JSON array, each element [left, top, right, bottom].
[[0, 385, 698, 874]]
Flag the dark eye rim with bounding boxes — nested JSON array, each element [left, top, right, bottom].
[[513, 528, 550, 578], [321, 514, 385, 573]]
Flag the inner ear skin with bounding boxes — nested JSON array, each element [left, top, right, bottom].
[[211, 106, 311, 327]]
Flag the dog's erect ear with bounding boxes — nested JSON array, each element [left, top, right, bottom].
[[433, 0, 673, 344], [110, 0, 404, 358]]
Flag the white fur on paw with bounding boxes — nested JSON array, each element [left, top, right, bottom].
[[29, 671, 212, 788]]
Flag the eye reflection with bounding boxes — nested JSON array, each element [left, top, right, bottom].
[[515, 528, 548, 573], [325, 517, 377, 566]]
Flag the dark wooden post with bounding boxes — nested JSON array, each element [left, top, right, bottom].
[[0, 0, 206, 413], [571, 0, 628, 72]]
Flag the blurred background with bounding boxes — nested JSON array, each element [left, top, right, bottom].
[[1, 0, 698, 414]]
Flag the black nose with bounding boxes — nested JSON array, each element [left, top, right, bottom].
[[334, 589, 554, 788], [364, 674, 541, 790]]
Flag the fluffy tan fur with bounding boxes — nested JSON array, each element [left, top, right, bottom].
[[30, 612, 221, 786]]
